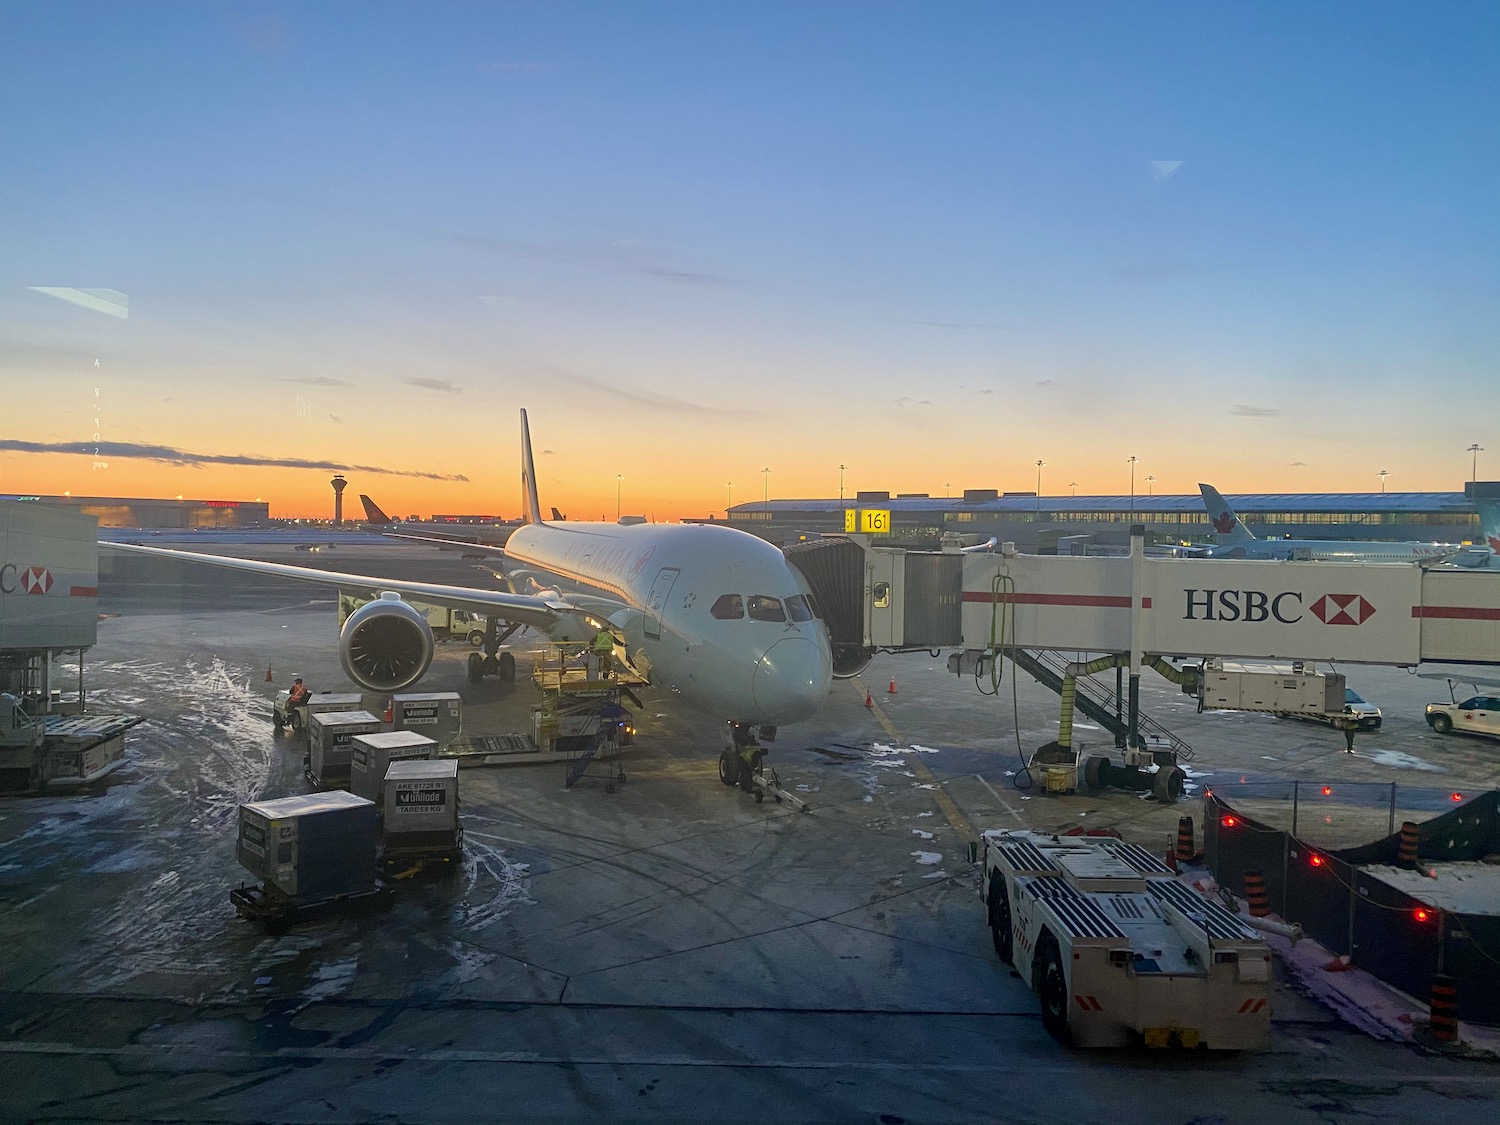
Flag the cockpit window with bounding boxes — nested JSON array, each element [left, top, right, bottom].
[[746, 595, 786, 622], [710, 594, 744, 620], [785, 594, 814, 623]]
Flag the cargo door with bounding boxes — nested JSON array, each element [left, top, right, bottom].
[[644, 567, 680, 640]]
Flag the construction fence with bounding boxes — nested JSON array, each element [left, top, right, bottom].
[[1204, 787, 1500, 1025]]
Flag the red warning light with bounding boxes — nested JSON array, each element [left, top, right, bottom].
[[1321, 786, 1333, 796], [1309, 853, 1325, 868], [1221, 815, 1238, 828], [1451, 792, 1464, 803], [1414, 908, 1432, 923]]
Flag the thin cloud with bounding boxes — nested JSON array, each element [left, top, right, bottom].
[[0, 440, 468, 481], [1290, 461, 1308, 467], [537, 363, 742, 419], [911, 319, 1005, 330], [281, 375, 353, 388], [1231, 404, 1280, 418], [440, 232, 733, 288], [405, 377, 462, 394]]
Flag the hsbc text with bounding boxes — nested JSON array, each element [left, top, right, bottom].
[[1183, 589, 1302, 624]]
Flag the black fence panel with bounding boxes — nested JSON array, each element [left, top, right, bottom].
[[1446, 914, 1500, 1024], [1285, 843, 1355, 956], [1205, 797, 1290, 915], [1351, 870, 1440, 1006], [1337, 791, 1500, 866]]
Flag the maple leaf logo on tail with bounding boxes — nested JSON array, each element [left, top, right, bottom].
[[1488, 535, 1500, 553], [1212, 511, 1236, 535]]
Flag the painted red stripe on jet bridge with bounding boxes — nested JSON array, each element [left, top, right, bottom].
[[69, 586, 98, 597], [962, 592, 1152, 609], [1411, 606, 1500, 621]]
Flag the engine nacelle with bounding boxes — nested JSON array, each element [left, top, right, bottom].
[[339, 593, 435, 692]]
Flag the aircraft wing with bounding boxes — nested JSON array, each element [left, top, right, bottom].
[[103, 542, 567, 629], [382, 531, 507, 557]]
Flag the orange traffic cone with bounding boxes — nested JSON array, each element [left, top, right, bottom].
[[265, 664, 273, 683], [864, 690, 874, 709], [384, 698, 394, 723], [888, 677, 897, 694]]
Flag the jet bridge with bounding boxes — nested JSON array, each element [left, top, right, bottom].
[[788, 527, 1500, 800]]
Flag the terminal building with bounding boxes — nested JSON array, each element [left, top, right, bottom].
[[720, 488, 1485, 552], [0, 495, 271, 529]]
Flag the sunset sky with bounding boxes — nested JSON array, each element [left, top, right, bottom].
[[3, 3, 1496, 520]]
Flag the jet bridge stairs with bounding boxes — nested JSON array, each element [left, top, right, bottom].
[[1003, 647, 1196, 764]]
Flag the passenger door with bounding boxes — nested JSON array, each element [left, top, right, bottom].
[[644, 567, 680, 640]]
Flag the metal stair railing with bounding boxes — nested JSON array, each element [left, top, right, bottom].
[[1006, 648, 1196, 762]]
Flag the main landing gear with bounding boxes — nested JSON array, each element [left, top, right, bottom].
[[717, 721, 807, 811], [467, 619, 522, 684]]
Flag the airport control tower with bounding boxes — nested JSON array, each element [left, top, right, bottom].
[[331, 474, 347, 525]]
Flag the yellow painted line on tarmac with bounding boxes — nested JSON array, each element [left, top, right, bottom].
[[853, 679, 977, 844]]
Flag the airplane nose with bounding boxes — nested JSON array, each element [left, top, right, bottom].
[[753, 637, 832, 723]]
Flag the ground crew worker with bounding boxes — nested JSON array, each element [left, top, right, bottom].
[[287, 677, 310, 708], [1342, 720, 1357, 755], [592, 629, 615, 679]]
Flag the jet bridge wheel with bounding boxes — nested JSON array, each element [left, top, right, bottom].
[[987, 875, 1013, 965], [1035, 933, 1071, 1045], [1152, 765, 1185, 804]]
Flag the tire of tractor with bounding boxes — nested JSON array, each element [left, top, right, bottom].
[[988, 875, 1013, 965], [1036, 934, 1071, 1044], [717, 750, 738, 786]]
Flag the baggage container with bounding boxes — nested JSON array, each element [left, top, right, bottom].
[[382, 759, 461, 857], [390, 692, 462, 749], [308, 710, 383, 786], [351, 730, 436, 802], [236, 790, 378, 901]]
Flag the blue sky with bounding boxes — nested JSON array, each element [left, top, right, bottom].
[[2, 2, 1496, 516]]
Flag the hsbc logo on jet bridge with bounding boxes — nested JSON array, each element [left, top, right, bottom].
[[0, 564, 54, 595], [1183, 589, 1377, 626]]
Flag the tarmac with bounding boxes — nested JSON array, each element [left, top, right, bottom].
[[2, 537, 1499, 1123]]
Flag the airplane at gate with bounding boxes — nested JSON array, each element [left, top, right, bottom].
[[105, 411, 834, 737], [1198, 483, 1465, 564]]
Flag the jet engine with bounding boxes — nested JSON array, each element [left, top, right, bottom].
[[339, 592, 435, 692]]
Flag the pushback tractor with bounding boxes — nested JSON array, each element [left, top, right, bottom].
[[981, 830, 1272, 1050]]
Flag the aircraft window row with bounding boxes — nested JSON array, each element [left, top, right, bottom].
[[709, 593, 822, 623]]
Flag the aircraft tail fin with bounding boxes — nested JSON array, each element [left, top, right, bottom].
[[550, 506, 566, 522], [520, 409, 543, 525], [1199, 483, 1255, 545], [359, 495, 393, 525], [1478, 497, 1500, 555]]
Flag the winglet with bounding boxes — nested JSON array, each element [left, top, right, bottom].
[[520, 409, 543, 525], [359, 495, 393, 525], [1199, 483, 1255, 545]]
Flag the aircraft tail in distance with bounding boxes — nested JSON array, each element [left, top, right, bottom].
[[520, 409, 543, 525], [359, 495, 393, 525], [1479, 496, 1500, 555], [1199, 483, 1256, 545]]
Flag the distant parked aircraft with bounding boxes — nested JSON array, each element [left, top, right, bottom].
[[359, 495, 394, 525], [1198, 484, 1463, 563]]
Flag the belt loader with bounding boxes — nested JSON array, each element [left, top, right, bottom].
[[981, 830, 1272, 1050]]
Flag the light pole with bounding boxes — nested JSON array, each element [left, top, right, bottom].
[[1145, 474, 1156, 496], [1378, 469, 1389, 493], [762, 467, 771, 507], [1469, 444, 1484, 483], [615, 474, 623, 520], [727, 481, 733, 515], [839, 464, 846, 502], [1070, 481, 1078, 496], [1035, 460, 1044, 514], [1127, 456, 1138, 516]]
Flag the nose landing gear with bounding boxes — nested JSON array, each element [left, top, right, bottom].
[[718, 721, 807, 811]]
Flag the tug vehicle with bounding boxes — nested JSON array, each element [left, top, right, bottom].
[[981, 830, 1272, 1050]]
